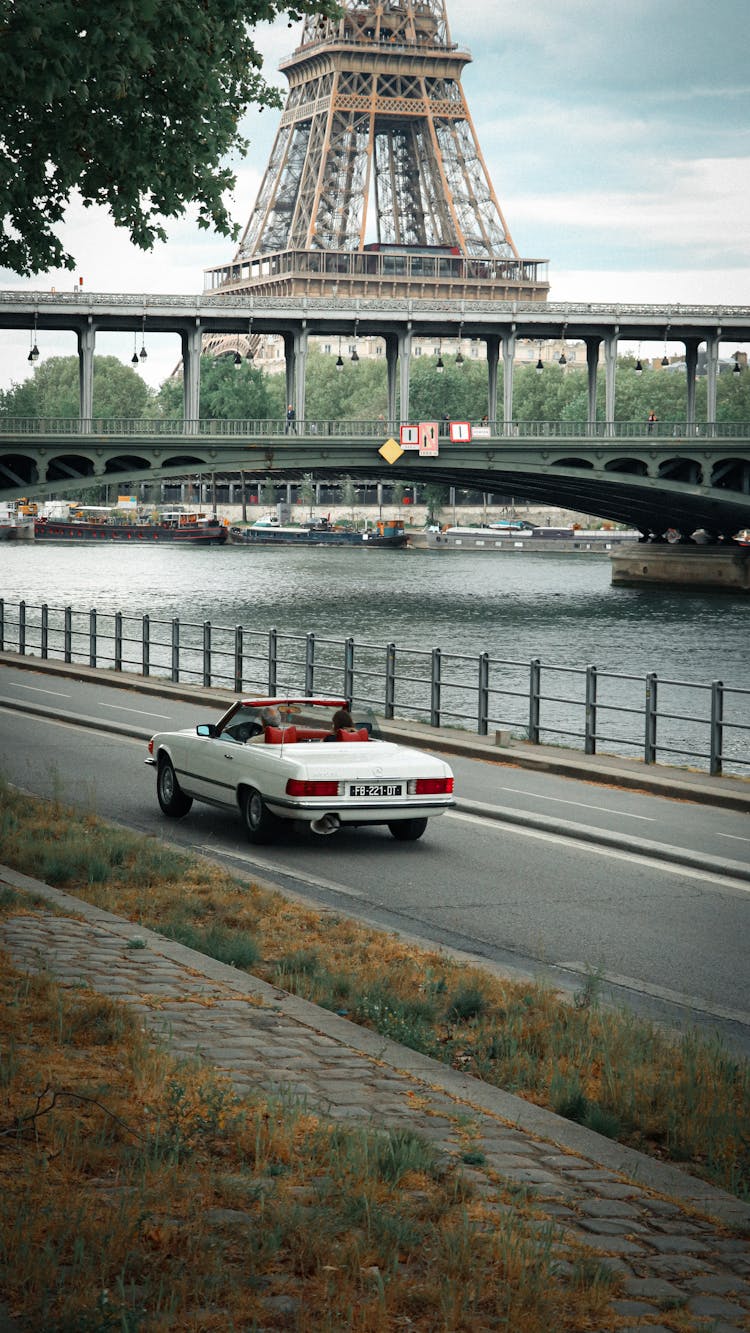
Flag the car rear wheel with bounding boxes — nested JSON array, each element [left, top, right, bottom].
[[388, 817, 428, 842], [241, 787, 281, 844], [157, 757, 193, 818]]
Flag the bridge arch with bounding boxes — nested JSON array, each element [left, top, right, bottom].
[[604, 457, 649, 477], [46, 453, 96, 483], [657, 456, 703, 485], [552, 457, 594, 470], [0, 453, 39, 488], [103, 454, 153, 475], [711, 456, 750, 493]]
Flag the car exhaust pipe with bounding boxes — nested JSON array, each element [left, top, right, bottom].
[[310, 812, 341, 836]]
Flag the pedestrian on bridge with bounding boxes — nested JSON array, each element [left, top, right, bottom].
[[286, 404, 296, 434], [647, 410, 657, 433]]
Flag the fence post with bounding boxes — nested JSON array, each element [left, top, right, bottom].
[[268, 628, 277, 695], [430, 647, 441, 727], [203, 620, 211, 687], [529, 657, 541, 744], [142, 614, 150, 677], [305, 632, 315, 695], [41, 604, 48, 659], [344, 636, 354, 704], [114, 612, 123, 672], [478, 652, 489, 736], [385, 642, 396, 718], [709, 680, 724, 777], [0, 600, 4, 651], [19, 600, 26, 656], [645, 671, 657, 764], [89, 608, 97, 668], [64, 606, 72, 663], [584, 665, 597, 754], [234, 625, 243, 693], [171, 617, 180, 682]]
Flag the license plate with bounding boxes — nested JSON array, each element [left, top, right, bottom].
[[349, 782, 403, 798]]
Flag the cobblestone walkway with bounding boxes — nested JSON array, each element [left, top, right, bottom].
[[1, 866, 748, 1333]]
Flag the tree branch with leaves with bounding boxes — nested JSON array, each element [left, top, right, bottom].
[[0, 0, 339, 275]]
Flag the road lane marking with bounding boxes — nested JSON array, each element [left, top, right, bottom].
[[556, 962, 750, 1028], [198, 843, 365, 899], [9, 683, 70, 697], [446, 809, 750, 892], [495, 785, 655, 820], [718, 831, 750, 844], [101, 703, 172, 719]]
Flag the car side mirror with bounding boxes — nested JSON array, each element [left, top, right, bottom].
[[196, 723, 218, 737]]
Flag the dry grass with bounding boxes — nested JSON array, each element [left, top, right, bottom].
[[0, 942, 622, 1331], [1, 779, 748, 1204]]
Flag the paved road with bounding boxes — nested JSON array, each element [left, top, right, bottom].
[[1, 659, 748, 1056]]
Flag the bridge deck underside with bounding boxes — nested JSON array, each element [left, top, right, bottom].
[[2, 434, 749, 536]]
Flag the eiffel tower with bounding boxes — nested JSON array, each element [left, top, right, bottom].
[[206, 0, 548, 302]]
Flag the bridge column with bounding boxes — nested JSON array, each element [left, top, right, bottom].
[[283, 333, 296, 426], [684, 338, 699, 431], [398, 327, 412, 424], [501, 330, 515, 431], [294, 326, 308, 426], [181, 324, 202, 434], [706, 333, 720, 432], [585, 338, 600, 430], [486, 334, 500, 426], [603, 331, 618, 436], [77, 320, 95, 432], [385, 334, 398, 428]]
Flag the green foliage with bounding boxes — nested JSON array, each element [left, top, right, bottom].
[[409, 355, 488, 420], [304, 345, 388, 420], [424, 483, 449, 522], [0, 356, 153, 419], [0, 0, 339, 275], [195, 354, 283, 421]]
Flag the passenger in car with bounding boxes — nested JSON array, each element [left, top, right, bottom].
[[331, 708, 354, 730]]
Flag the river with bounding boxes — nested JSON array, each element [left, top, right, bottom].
[[1, 541, 748, 768]]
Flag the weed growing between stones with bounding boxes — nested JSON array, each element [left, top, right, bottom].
[[0, 955, 620, 1331], [1, 777, 748, 1198]]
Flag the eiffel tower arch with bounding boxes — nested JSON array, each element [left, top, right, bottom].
[[207, 0, 547, 303], [205, 0, 549, 418]]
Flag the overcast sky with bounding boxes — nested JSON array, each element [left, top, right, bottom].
[[2, 0, 748, 389]]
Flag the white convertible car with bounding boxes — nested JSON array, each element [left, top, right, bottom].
[[145, 696, 455, 843]]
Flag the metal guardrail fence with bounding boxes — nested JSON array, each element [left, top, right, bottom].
[[1, 599, 747, 778], [0, 417, 748, 439]]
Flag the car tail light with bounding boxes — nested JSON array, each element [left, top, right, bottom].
[[410, 777, 454, 795], [286, 779, 341, 797], [148, 738, 154, 755]]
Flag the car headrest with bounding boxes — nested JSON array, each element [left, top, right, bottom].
[[335, 727, 370, 742], [265, 725, 297, 744]]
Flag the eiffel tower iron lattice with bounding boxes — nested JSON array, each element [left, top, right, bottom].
[[206, 0, 548, 303]]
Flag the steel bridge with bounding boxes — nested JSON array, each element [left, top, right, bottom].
[[2, 417, 749, 537], [2, 290, 750, 535]]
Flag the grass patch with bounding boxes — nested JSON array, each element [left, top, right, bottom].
[[0, 955, 620, 1331], [1, 777, 748, 1200]]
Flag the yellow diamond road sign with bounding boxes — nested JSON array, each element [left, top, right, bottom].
[[378, 436, 404, 465]]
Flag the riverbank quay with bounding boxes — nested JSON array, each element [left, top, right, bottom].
[[612, 544, 750, 592], [1, 651, 748, 820], [1, 860, 749, 1333]]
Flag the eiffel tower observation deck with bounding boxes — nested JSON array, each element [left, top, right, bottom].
[[205, 0, 549, 303]]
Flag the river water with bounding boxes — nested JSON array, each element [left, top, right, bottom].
[[1, 542, 748, 768]]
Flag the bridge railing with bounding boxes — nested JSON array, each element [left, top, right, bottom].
[[1, 599, 747, 778], [0, 417, 748, 439]]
